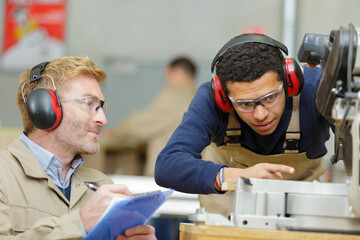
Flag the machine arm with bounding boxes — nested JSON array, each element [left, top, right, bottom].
[[298, 24, 360, 175]]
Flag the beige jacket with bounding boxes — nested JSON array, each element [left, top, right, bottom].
[[0, 138, 113, 239], [107, 83, 197, 176]]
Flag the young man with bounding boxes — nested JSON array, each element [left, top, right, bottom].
[[0, 56, 156, 239], [155, 34, 333, 215]]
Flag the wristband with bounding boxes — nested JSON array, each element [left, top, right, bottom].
[[219, 167, 225, 186], [214, 167, 225, 192]]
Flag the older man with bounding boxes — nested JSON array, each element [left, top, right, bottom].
[[0, 56, 156, 239]]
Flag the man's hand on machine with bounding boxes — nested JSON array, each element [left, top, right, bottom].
[[224, 163, 295, 182]]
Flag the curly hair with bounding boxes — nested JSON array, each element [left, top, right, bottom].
[[216, 41, 284, 93]]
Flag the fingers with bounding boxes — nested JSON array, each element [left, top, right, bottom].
[[273, 171, 283, 179], [80, 184, 133, 232], [98, 184, 132, 197], [225, 164, 295, 183], [262, 163, 294, 174], [124, 225, 156, 237], [115, 225, 156, 240], [262, 163, 295, 179]]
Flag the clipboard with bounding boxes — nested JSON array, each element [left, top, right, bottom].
[[83, 189, 174, 240]]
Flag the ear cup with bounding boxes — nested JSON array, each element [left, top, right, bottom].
[[26, 88, 63, 130], [284, 58, 304, 97], [210, 76, 233, 112]]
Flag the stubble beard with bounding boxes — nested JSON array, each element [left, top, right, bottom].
[[54, 119, 100, 156]]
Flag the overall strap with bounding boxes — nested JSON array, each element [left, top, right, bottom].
[[224, 94, 301, 153], [224, 111, 241, 146], [283, 94, 301, 154]]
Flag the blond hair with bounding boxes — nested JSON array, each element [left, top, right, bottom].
[[17, 56, 107, 134]]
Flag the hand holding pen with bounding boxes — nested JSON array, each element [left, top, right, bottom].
[[80, 183, 132, 233], [85, 182, 160, 197]]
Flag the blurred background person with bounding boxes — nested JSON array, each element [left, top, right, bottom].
[[101, 56, 197, 176]]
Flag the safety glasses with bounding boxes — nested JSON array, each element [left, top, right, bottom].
[[228, 83, 283, 112], [62, 96, 107, 115]]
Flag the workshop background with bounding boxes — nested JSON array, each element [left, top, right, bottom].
[[1, 0, 359, 178], [0, 1, 359, 239], [1, 0, 359, 129]]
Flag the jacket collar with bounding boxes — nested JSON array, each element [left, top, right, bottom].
[[7, 138, 106, 182], [8, 138, 49, 179], [7, 138, 108, 207]]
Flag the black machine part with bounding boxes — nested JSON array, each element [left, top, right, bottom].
[[297, 24, 359, 176]]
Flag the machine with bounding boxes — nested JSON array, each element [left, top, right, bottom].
[[189, 23, 360, 234]]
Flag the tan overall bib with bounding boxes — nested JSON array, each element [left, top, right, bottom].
[[199, 95, 326, 216]]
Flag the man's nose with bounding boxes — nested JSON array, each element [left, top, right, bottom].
[[93, 108, 108, 126], [252, 103, 268, 121]]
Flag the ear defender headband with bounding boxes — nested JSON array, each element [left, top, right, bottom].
[[210, 34, 304, 112], [21, 62, 63, 130]]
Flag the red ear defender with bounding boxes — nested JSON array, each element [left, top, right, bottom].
[[47, 89, 63, 130], [210, 76, 233, 112], [22, 61, 63, 130], [26, 88, 63, 130], [284, 58, 304, 97]]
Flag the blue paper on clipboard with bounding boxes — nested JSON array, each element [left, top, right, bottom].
[[83, 189, 174, 240]]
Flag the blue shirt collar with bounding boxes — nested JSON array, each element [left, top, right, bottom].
[[19, 132, 84, 189]]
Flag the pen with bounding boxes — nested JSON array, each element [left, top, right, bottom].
[[85, 183, 160, 197], [85, 182, 98, 191]]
